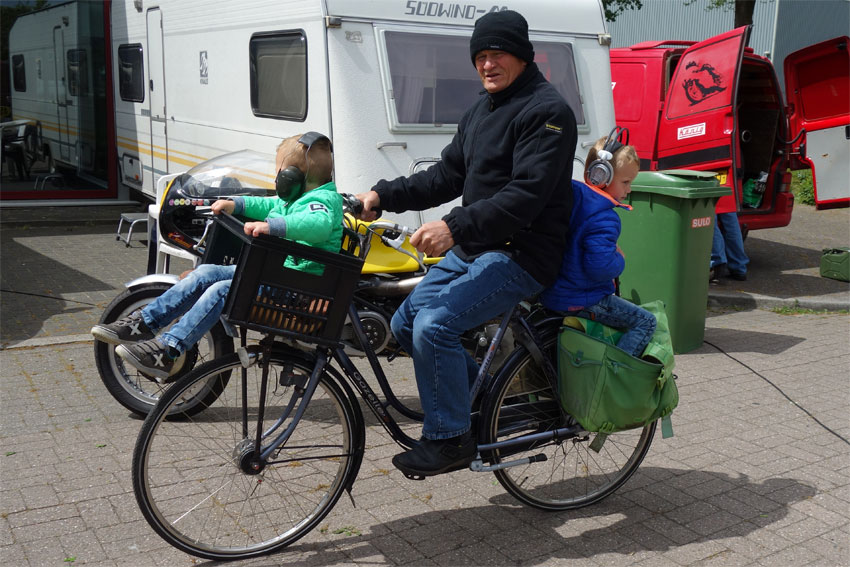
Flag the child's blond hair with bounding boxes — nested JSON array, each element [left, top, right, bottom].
[[584, 136, 639, 178], [276, 134, 334, 188]]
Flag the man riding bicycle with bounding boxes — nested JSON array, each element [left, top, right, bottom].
[[356, 9, 577, 478]]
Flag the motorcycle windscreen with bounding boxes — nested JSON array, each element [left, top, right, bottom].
[[784, 36, 850, 208], [656, 27, 749, 173]]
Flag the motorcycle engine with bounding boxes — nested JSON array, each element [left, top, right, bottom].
[[339, 310, 391, 356]]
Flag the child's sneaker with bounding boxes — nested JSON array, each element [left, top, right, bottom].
[[116, 339, 182, 383], [91, 311, 155, 345]]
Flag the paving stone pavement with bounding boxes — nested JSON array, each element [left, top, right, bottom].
[[1, 309, 848, 566], [0, 204, 848, 566], [0, 223, 192, 348]]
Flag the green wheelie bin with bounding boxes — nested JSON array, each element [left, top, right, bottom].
[[615, 170, 731, 354]]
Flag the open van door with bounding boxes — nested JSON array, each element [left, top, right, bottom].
[[784, 36, 850, 209], [656, 26, 750, 214]]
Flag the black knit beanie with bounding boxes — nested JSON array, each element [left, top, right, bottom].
[[469, 10, 534, 66]]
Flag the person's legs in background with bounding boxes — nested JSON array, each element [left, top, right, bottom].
[[710, 212, 748, 282], [716, 212, 748, 280], [710, 214, 728, 280]]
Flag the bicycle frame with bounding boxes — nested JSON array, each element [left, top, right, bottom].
[[241, 294, 579, 470]]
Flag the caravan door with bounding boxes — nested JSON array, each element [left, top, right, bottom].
[[146, 8, 168, 188], [784, 36, 850, 209], [656, 27, 750, 214], [53, 25, 71, 163]]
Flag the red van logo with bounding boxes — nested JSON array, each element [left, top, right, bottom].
[[678, 122, 706, 140], [682, 61, 727, 105]]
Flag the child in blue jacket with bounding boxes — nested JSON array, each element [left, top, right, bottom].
[[541, 133, 656, 357], [92, 133, 342, 381]]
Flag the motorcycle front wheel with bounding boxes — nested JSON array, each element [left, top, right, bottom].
[[93, 283, 233, 418]]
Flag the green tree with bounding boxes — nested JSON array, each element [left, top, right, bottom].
[[602, 0, 756, 27], [690, 0, 756, 27], [600, 0, 644, 22]]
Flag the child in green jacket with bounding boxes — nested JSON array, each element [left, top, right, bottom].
[[91, 133, 342, 382]]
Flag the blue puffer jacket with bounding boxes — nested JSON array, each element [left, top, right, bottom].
[[541, 180, 631, 311]]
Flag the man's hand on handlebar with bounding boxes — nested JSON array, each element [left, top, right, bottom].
[[411, 220, 454, 258], [353, 191, 382, 222], [211, 200, 235, 215], [244, 221, 270, 237]]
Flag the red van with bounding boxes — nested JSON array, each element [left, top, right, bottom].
[[611, 27, 849, 235]]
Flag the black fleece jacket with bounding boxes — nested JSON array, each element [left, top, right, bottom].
[[372, 63, 577, 286]]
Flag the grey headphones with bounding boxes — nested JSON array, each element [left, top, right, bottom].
[[585, 126, 629, 188]]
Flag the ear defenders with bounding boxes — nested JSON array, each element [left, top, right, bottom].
[[275, 131, 332, 201], [275, 166, 306, 202], [585, 126, 630, 188]]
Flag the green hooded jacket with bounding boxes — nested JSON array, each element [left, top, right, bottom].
[[233, 182, 343, 273]]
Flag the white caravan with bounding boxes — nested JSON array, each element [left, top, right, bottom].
[[110, 0, 614, 227], [8, 0, 106, 183]]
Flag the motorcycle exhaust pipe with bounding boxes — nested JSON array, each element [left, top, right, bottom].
[[360, 275, 424, 297]]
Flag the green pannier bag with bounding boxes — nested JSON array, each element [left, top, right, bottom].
[[557, 300, 678, 444]]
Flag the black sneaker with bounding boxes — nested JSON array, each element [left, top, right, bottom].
[[116, 339, 182, 383], [91, 311, 155, 345], [392, 431, 476, 479], [709, 264, 726, 284]]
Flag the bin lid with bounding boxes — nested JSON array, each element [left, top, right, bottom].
[[632, 170, 732, 198]]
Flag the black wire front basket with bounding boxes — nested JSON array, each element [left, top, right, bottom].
[[212, 213, 364, 346]]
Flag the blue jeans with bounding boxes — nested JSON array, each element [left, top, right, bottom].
[[391, 251, 543, 441], [570, 294, 656, 357], [141, 264, 236, 353], [711, 212, 748, 276]]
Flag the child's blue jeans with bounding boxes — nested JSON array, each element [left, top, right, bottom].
[[140, 264, 237, 353], [568, 294, 656, 357]]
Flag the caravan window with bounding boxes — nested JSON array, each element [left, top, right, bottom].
[[382, 32, 586, 128], [117, 44, 144, 102], [384, 32, 480, 127], [12, 54, 26, 92], [250, 32, 307, 120], [534, 42, 585, 125], [67, 49, 89, 97]]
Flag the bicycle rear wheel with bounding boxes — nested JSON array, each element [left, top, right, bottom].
[[133, 350, 359, 561], [481, 332, 655, 511]]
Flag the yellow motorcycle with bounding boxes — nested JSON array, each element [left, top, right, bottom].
[[95, 150, 509, 417]]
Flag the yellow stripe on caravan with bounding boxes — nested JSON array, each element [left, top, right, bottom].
[[116, 135, 208, 163], [13, 115, 83, 137], [116, 139, 196, 168], [116, 137, 274, 189]]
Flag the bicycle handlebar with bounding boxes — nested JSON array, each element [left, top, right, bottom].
[[341, 192, 382, 219]]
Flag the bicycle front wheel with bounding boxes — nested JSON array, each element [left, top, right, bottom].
[[133, 351, 359, 561], [482, 332, 655, 511]]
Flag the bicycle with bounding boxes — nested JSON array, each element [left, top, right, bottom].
[[131, 212, 656, 561]]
